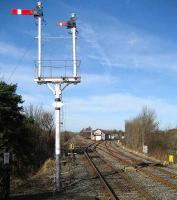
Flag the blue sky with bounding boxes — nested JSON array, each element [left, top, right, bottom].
[[1, 0, 177, 131]]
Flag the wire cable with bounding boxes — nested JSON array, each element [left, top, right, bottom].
[[7, 38, 35, 83]]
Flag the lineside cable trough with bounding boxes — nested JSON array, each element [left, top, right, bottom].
[[11, 1, 81, 192]]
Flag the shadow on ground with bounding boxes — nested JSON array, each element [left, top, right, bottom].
[[10, 192, 98, 200], [11, 192, 54, 200]]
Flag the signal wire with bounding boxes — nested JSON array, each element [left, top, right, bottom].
[[7, 38, 35, 83]]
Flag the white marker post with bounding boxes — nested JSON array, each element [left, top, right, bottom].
[[4, 153, 10, 164]]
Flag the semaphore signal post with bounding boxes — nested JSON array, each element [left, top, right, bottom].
[[11, 1, 81, 191]]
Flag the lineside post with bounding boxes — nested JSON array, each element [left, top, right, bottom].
[[54, 84, 63, 191], [71, 13, 77, 77], [36, 2, 42, 78], [56, 13, 78, 78]]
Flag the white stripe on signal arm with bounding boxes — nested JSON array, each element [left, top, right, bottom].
[[17, 9, 22, 15]]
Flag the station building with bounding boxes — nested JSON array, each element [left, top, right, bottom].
[[91, 129, 105, 141], [91, 129, 124, 141]]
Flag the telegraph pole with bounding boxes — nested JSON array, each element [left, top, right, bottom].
[[11, 2, 81, 192]]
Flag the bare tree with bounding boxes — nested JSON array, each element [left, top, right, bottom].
[[24, 104, 54, 135], [40, 112, 54, 138], [125, 107, 159, 152], [24, 104, 55, 158], [24, 104, 43, 124]]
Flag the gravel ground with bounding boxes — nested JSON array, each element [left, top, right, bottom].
[[94, 148, 147, 200], [61, 154, 103, 199], [10, 136, 177, 200], [10, 135, 103, 200], [97, 141, 177, 200], [11, 154, 101, 200]]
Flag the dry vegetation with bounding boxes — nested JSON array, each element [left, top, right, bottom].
[[147, 129, 177, 162], [124, 107, 177, 164]]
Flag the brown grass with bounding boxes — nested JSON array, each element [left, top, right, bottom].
[[36, 158, 55, 176]]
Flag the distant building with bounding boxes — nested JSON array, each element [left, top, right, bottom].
[[91, 129, 105, 141], [91, 129, 125, 141], [80, 127, 92, 138]]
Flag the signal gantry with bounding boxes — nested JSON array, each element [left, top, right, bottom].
[[11, 1, 81, 191]]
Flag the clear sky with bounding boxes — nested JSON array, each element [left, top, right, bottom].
[[1, 0, 177, 131]]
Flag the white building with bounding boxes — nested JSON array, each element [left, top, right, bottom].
[[91, 129, 105, 141], [108, 134, 115, 140]]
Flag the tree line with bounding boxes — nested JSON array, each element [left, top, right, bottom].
[[124, 107, 177, 162], [125, 107, 159, 152], [0, 81, 75, 180], [0, 81, 56, 178]]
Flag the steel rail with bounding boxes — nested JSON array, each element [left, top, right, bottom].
[[138, 167, 177, 191], [98, 155, 153, 200], [84, 148, 119, 200], [87, 142, 153, 200], [99, 142, 177, 192], [106, 142, 177, 180], [156, 167, 177, 179]]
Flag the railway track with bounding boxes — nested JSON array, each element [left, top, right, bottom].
[[105, 141, 177, 187], [110, 142, 177, 179], [95, 141, 177, 199], [85, 142, 153, 200]]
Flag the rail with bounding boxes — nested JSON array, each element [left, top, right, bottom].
[[85, 145, 119, 200], [101, 141, 177, 192]]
